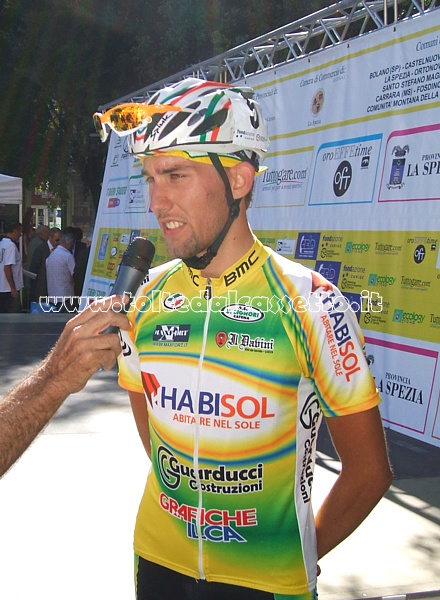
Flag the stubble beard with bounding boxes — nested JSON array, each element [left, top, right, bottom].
[[165, 233, 206, 261]]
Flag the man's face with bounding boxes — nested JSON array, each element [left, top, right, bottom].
[[11, 227, 22, 242], [50, 232, 61, 247], [143, 155, 229, 261]]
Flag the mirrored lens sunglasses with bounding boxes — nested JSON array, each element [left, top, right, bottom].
[[93, 103, 182, 142]]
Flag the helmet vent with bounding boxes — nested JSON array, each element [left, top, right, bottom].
[[190, 108, 228, 137], [187, 109, 206, 126], [158, 112, 191, 141]]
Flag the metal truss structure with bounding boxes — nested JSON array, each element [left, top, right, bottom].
[[100, 0, 438, 109]]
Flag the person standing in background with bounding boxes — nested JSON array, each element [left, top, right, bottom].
[[73, 229, 92, 298], [46, 231, 76, 312], [73, 227, 87, 262], [29, 227, 61, 305], [0, 222, 23, 313], [22, 224, 50, 310], [24, 224, 49, 270]]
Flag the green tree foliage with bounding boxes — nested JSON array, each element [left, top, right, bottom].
[[0, 0, 333, 204]]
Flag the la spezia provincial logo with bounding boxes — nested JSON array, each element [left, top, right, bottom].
[[387, 144, 409, 189]]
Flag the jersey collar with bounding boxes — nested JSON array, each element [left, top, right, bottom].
[[182, 237, 270, 294]]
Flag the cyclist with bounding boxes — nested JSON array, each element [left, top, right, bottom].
[[95, 78, 392, 600]]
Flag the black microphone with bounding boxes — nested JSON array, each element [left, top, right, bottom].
[[101, 236, 155, 334]]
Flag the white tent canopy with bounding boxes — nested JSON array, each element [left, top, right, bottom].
[[0, 173, 22, 204]]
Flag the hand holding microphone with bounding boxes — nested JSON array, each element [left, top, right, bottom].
[[101, 236, 156, 334]]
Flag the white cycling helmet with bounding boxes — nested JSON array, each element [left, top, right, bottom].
[[95, 78, 269, 170], [93, 78, 269, 269]]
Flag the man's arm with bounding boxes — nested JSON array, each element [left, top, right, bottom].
[[128, 390, 151, 458], [315, 406, 393, 560], [0, 296, 130, 478], [4, 264, 18, 297]]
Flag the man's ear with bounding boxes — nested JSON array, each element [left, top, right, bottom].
[[228, 161, 255, 200]]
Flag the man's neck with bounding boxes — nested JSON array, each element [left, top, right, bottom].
[[200, 222, 254, 279]]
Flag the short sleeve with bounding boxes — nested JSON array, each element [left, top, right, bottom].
[[117, 312, 143, 394], [301, 285, 381, 417]]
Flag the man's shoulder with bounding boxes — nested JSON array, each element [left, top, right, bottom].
[[0, 237, 16, 256], [148, 259, 182, 280], [34, 242, 49, 257], [0, 236, 12, 247], [267, 249, 313, 278], [134, 258, 182, 295], [28, 236, 44, 250]]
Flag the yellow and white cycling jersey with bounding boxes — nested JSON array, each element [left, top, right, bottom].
[[118, 237, 380, 596]]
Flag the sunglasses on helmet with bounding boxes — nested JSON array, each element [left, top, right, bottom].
[[93, 103, 182, 142]]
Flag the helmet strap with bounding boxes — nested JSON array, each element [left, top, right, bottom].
[[183, 153, 241, 271]]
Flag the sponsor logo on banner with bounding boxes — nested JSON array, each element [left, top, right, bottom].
[[254, 150, 312, 208], [392, 309, 425, 324], [400, 274, 431, 292], [276, 238, 295, 255], [341, 265, 366, 291], [126, 175, 148, 212], [315, 261, 341, 285], [310, 134, 381, 206], [362, 294, 388, 326], [311, 88, 325, 116], [377, 371, 423, 405], [374, 241, 402, 255], [333, 160, 352, 196], [386, 144, 409, 189], [430, 313, 440, 328], [320, 235, 343, 259], [414, 244, 426, 263], [295, 232, 320, 260], [368, 273, 396, 286], [345, 241, 371, 253], [365, 338, 437, 435], [379, 123, 440, 202]]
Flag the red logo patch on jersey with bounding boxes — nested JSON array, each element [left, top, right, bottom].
[[216, 331, 227, 347]]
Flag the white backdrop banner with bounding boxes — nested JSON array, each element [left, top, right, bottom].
[[85, 10, 440, 447]]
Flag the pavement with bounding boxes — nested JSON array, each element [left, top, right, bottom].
[[0, 313, 439, 600]]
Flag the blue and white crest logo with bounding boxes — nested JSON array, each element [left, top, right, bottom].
[[387, 145, 409, 189]]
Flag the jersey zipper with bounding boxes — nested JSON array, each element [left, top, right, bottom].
[[194, 277, 212, 580]]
